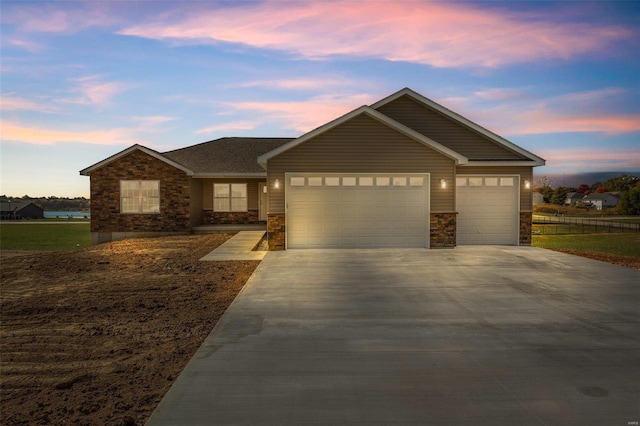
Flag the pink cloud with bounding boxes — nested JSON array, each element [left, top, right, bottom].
[[224, 94, 375, 132], [537, 147, 640, 171], [6, 3, 121, 34], [118, 2, 632, 68], [195, 121, 258, 135], [61, 76, 131, 107], [233, 77, 358, 91], [440, 88, 640, 136], [1, 120, 135, 146], [1, 95, 57, 113]]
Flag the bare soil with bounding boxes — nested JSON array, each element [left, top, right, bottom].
[[547, 248, 640, 270], [0, 234, 259, 426]]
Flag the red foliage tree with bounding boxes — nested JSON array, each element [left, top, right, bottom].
[[577, 184, 590, 193], [595, 187, 608, 193]]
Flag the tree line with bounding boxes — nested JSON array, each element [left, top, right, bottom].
[[0, 195, 90, 212], [534, 174, 640, 215]]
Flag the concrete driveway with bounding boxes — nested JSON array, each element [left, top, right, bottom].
[[146, 246, 640, 425]]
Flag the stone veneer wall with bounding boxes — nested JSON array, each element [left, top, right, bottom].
[[203, 210, 261, 224], [89, 150, 191, 242], [267, 213, 286, 251], [519, 211, 532, 246], [430, 212, 457, 248]]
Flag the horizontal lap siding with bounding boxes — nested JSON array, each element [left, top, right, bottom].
[[376, 95, 525, 160], [202, 179, 260, 210], [457, 166, 533, 211], [268, 114, 455, 213]]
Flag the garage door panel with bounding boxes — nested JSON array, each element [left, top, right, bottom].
[[456, 175, 518, 245], [287, 174, 429, 249]]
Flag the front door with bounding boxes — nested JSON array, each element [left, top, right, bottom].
[[259, 182, 267, 221]]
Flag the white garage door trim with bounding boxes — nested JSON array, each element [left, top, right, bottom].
[[456, 174, 520, 245], [285, 173, 430, 249]]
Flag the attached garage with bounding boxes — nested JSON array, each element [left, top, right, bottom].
[[456, 175, 519, 245], [286, 174, 430, 249]]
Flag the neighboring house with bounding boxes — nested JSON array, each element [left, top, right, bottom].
[[81, 88, 545, 249], [583, 192, 620, 210], [565, 192, 586, 206], [532, 192, 544, 205], [0, 202, 44, 220]]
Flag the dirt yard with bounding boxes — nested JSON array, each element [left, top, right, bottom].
[[0, 234, 260, 426], [547, 248, 640, 270]]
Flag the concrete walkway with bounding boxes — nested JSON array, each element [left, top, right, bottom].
[[147, 246, 640, 425], [199, 231, 266, 261]]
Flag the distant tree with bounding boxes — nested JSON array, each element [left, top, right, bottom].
[[594, 187, 608, 193], [534, 176, 555, 203], [603, 174, 639, 192], [590, 181, 603, 191], [619, 185, 640, 215], [551, 187, 570, 205], [576, 184, 590, 193]]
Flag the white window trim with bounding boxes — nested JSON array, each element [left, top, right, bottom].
[[214, 183, 248, 212], [120, 180, 160, 214]]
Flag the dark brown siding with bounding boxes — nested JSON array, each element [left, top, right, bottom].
[[376, 95, 525, 160], [456, 165, 534, 211], [190, 178, 203, 227], [89, 150, 190, 233], [267, 114, 455, 213]]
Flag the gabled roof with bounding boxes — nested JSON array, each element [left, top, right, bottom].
[[258, 105, 468, 167], [164, 137, 293, 176], [371, 88, 545, 167], [0, 202, 40, 212], [80, 144, 194, 176], [80, 138, 293, 177], [584, 192, 620, 200]]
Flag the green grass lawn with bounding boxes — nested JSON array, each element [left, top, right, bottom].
[[533, 232, 640, 258], [0, 223, 91, 251]]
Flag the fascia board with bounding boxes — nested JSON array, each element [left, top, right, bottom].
[[192, 173, 267, 178], [372, 88, 546, 165], [80, 144, 194, 176], [461, 160, 545, 167], [258, 105, 468, 166]]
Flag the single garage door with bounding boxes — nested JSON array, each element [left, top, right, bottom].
[[456, 176, 519, 245], [286, 174, 430, 249]]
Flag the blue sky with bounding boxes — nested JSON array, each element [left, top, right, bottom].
[[1, 0, 638, 197]]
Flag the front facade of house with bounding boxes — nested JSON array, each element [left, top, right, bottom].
[[583, 193, 620, 210], [81, 88, 544, 249], [0, 202, 45, 220]]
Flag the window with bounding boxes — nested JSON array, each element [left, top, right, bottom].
[[308, 177, 323, 186], [120, 180, 160, 213], [325, 177, 340, 186], [359, 177, 373, 186], [214, 183, 247, 212], [342, 177, 356, 186], [290, 177, 305, 186]]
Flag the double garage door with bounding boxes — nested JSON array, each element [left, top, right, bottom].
[[286, 174, 430, 249], [456, 176, 519, 245]]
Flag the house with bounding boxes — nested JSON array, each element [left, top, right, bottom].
[[583, 192, 620, 210], [565, 192, 586, 206], [80, 88, 545, 249], [0, 202, 45, 220], [532, 192, 544, 205]]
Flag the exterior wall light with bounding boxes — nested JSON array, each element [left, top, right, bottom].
[[274, 178, 280, 189], [440, 179, 447, 189], [524, 180, 531, 189]]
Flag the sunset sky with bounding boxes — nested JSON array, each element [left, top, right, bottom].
[[1, 0, 639, 197]]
